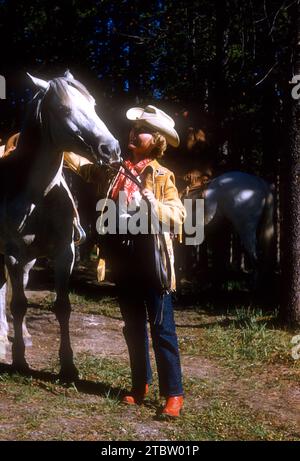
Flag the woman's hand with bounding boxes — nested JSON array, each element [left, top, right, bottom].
[[142, 188, 157, 205]]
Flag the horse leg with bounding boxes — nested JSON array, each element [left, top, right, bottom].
[[5, 259, 35, 347], [235, 224, 260, 291], [240, 232, 258, 266], [5, 256, 29, 371], [0, 255, 9, 360], [22, 259, 36, 346], [53, 243, 78, 382], [257, 192, 275, 291]]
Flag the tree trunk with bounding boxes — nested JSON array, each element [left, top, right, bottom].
[[281, 2, 300, 326]]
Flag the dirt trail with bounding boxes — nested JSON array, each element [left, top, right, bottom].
[[0, 289, 299, 440]]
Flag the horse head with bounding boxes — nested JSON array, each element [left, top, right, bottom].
[[27, 70, 121, 166]]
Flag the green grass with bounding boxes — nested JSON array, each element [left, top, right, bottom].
[[70, 293, 120, 318], [0, 352, 298, 440], [69, 353, 299, 441], [162, 397, 294, 441], [76, 353, 130, 391], [179, 307, 300, 376], [7, 293, 299, 440], [36, 292, 121, 318], [67, 354, 300, 440], [34, 291, 300, 381], [0, 359, 137, 440]]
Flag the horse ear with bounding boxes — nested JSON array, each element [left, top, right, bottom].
[[27, 73, 49, 91], [64, 70, 74, 80]]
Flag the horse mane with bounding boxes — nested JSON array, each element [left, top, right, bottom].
[[48, 77, 95, 108], [65, 78, 95, 105]]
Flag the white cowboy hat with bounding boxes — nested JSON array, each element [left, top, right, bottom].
[[126, 105, 180, 147]]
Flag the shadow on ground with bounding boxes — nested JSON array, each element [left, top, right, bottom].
[[0, 361, 124, 400]]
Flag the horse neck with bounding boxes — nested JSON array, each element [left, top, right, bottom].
[[15, 123, 64, 202]]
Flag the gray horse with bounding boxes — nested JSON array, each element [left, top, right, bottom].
[[182, 171, 274, 286], [204, 171, 274, 264], [0, 71, 120, 380]]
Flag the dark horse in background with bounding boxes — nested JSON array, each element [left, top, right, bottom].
[[0, 71, 120, 378], [171, 124, 275, 294], [181, 171, 274, 286]]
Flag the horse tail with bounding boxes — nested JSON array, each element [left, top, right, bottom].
[[257, 182, 275, 268]]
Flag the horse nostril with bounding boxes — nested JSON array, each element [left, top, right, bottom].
[[100, 144, 110, 156], [100, 141, 121, 162]]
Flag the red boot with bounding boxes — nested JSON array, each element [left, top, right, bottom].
[[122, 384, 149, 405], [161, 396, 184, 417]]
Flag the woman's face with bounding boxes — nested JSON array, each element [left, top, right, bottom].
[[128, 125, 154, 158]]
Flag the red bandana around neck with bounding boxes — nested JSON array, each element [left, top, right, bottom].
[[110, 158, 152, 203]]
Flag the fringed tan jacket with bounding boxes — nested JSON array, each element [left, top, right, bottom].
[[64, 153, 186, 291]]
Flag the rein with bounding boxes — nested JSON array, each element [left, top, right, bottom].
[[105, 159, 143, 189]]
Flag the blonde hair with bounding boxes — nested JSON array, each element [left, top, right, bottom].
[[150, 131, 167, 158]]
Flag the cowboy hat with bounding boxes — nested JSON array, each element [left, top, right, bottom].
[[126, 105, 180, 147]]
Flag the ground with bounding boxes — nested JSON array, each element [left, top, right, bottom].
[[0, 264, 299, 441]]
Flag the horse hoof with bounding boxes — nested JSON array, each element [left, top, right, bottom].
[[59, 365, 79, 383]]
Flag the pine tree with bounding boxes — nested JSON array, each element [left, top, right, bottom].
[[281, 0, 300, 327]]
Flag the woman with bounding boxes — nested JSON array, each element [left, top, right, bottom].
[[66, 105, 186, 417]]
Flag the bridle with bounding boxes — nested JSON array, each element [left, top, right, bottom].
[[104, 158, 143, 188], [37, 82, 146, 189]]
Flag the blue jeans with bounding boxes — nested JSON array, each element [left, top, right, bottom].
[[118, 285, 183, 397]]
